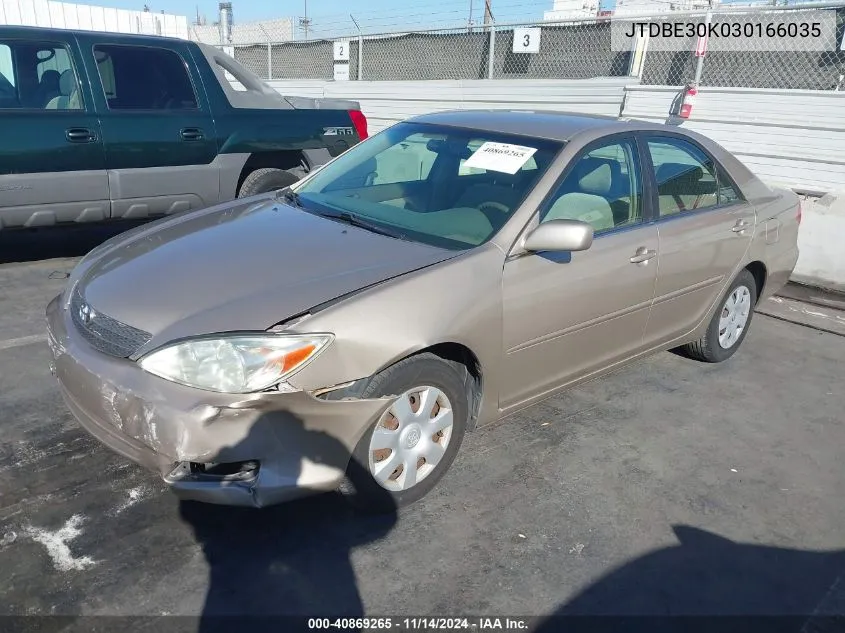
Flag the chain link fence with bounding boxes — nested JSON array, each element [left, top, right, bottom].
[[211, 3, 845, 90]]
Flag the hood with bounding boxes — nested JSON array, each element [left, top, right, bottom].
[[76, 197, 458, 348]]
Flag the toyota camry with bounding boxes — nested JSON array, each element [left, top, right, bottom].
[[46, 110, 801, 511]]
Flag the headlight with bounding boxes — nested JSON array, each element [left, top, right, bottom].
[[138, 333, 333, 393]]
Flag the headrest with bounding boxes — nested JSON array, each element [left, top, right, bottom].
[[656, 163, 703, 190], [41, 69, 60, 85], [575, 158, 612, 195], [59, 69, 76, 96]]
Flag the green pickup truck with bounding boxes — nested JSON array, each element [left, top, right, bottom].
[[0, 25, 368, 231]]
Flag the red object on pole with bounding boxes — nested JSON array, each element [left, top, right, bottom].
[[679, 85, 697, 119], [694, 34, 708, 57]]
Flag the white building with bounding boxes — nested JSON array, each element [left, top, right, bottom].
[[613, 0, 719, 18], [0, 0, 189, 38], [190, 17, 294, 46], [544, 0, 720, 20]]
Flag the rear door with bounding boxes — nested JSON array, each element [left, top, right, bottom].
[[75, 35, 219, 220], [0, 33, 108, 228], [640, 133, 756, 347]]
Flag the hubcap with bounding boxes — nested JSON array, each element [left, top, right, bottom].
[[718, 285, 752, 349], [368, 386, 454, 492]]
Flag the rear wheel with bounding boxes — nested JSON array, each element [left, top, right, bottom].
[[681, 268, 757, 363], [237, 167, 302, 198], [341, 354, 469, 513]]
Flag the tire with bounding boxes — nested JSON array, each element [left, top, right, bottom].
[[681, 268, 758, 363], [237, 167, 301, 198], [340, 353, 470, 514]]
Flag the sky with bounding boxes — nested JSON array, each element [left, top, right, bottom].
[[95, 0, 563, 30], [87, 0, 766, 36]]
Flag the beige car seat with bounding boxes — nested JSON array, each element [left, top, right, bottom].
[[45, 70, 81, 110], [544, 159, 615, 232]]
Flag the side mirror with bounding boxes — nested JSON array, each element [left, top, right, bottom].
[[523, 219, 594, 253]]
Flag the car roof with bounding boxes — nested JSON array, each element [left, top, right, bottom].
[[0, 24, 187, 45], [406, 109, 664, 143]]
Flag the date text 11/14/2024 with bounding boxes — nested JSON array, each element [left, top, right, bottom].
[[307, 617, 530, 631]]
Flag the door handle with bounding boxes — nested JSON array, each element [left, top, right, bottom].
[[180, 128, 204, 141], [630, 248, 657, 264], [731, 219, 751, 233], [65, 128, 96, 143]]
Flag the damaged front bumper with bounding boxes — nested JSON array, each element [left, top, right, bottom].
[[45, 294, 391, 508]]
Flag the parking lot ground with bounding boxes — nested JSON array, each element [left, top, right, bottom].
[[0, 229, 844, 628]]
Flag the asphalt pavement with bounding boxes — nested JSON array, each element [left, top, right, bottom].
[[0, 224, 843, 631]]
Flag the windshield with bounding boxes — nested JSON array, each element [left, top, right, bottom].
[[292, 122, 563, 250]]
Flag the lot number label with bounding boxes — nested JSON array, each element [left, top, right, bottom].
[[463, 142, 538, 175], [333, 63, 350, 81]]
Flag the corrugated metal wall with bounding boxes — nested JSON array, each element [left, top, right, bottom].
[[266, 77, 633, 134], [621, 85, 845, 195], [264, 79, 845, 196]]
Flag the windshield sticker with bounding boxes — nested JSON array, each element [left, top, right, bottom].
[[462, 142, 538, 175]]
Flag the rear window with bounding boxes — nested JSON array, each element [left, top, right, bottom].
[[93, 44, 197, 110]]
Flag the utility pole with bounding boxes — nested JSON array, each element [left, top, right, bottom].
[[483, 0, 493, 28], [298, 0, 312, 40], [468, 0, 474, 32]]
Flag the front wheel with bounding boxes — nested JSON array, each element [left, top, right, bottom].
[[341, 354, 469, 513], [681, 268, 757, 363]]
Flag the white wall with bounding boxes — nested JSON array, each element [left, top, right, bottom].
[[267, 77, 633, 134], [793, 195, 845, 293], [0, 0, 190, 38]]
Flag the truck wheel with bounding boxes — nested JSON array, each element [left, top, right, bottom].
[[237, 168, 301, 198]]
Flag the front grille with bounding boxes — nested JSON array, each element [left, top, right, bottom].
[[70, 288, 152, 358]]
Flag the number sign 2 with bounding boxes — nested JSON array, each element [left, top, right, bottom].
[[334, 40, 350, 61], [512, 27, 541, 54]]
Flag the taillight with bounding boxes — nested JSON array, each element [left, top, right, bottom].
[[797, 201, 802, 225], [348, 109, 368, 140]]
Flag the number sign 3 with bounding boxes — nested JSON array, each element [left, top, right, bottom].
[[512, 27, 541, 54]]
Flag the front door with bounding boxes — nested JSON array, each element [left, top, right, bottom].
[[0, 34, 108, 228], [500, 137, 659, 410], [640, 134, 757, 347], [76, 36, 219, 220]]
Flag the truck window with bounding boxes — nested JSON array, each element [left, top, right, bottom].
[[0, 44, 15, 106], [0, 41, 82, 110], [93, 44, 198, 111]]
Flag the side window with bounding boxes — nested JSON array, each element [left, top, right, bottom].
[[647, 138, 720, 216], [0, 41, 82, 110], [540, 140, 643, 235], [0, 44, 15, 107], [93, 44, 197, 111], [371, 133, 438, 185]]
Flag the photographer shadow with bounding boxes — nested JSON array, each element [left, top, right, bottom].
[[531, 524, 845, 633]]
